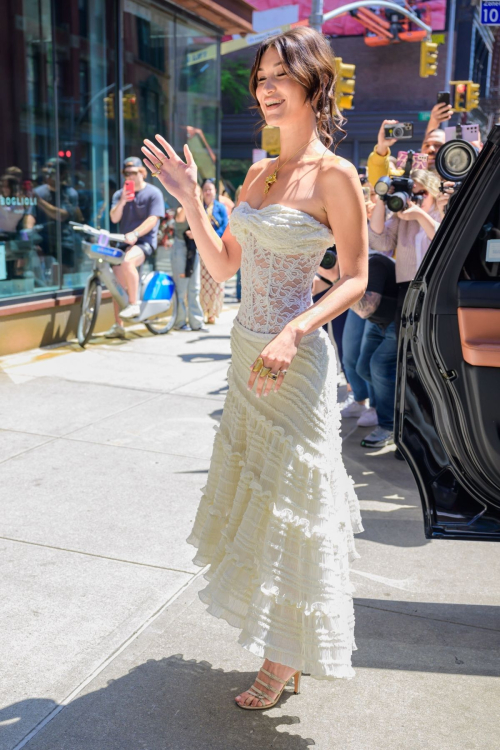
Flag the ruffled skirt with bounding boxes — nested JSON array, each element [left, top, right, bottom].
[[186, 317, 363, 679]]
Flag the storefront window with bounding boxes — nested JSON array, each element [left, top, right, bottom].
[[175, 20, 219, 182], [0, 0, 56, 298], [0, 0, 116, 300], [0, 0, 221, 303]]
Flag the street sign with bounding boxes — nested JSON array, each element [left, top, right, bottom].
[[481, 0, 500, 25]]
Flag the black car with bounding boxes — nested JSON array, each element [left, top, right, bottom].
[[396, 124, 500, 541]]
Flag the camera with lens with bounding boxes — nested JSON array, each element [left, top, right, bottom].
[[384, 122, 414, 140], [320, 246, 337, 270], [435, 124, 479, 204], [374, 150, 420, 213]]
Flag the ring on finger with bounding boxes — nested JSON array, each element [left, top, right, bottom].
[[268, 371, 279, 381], [259, 366, 271, 378], [151, 169, 161, 176], [154, 162, 163, 169], [251, 357, 264, 373]]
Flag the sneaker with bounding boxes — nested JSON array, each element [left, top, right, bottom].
[[360, 426, 394, 448], [357, 407, 378, 427], [340, 394, 369, 419], [104, 323, 126, 339], [174, 323, 191, 331], [120, 303, 141, 319]]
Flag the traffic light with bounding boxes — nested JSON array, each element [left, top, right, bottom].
[[104, 94, 115, 119], [420, 40, 438, 78], [123, 93, 138, 120], [467, 81, 480, 111], [335, 58, 355, 110], [453, 82, 468, 112]]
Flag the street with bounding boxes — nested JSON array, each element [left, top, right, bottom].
[[0, 290, 498, 750]]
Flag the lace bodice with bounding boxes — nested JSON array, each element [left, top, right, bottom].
[[229, 201, 334, 334]]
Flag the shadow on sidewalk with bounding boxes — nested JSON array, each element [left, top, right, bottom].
[[1, 656, 314, 750]]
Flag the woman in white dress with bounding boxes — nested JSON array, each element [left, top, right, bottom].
[[142, 26, 368, 710]]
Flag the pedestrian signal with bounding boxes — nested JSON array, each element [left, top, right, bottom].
[[335, 58, 355, 110], [467, 81, 480, 111], [104, 94, 115, 119], [420, 40, 438, 78]]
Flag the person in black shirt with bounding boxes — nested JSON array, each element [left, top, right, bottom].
[[350, 253, 398, 448]]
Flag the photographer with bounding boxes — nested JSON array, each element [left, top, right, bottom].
[[369, 168, 444, 332], [367, 120, 404, 188]]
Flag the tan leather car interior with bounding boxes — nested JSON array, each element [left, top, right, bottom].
[[457, 308, 500, 367]]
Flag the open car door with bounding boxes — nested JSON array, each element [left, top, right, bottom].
[[396, 125, 500, 540]]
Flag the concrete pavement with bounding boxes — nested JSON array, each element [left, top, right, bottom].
[[0, 292, 498, 750]]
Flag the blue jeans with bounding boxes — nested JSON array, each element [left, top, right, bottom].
[[342, 310, 375, 404], [171, 238, 204, 329], [356, 320, 398, 431]]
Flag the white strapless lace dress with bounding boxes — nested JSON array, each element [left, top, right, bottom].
[[186, 202, 363, 680]]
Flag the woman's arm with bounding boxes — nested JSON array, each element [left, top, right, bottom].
[[142, 137, 257, 282], [398, 204, 439, 240], [286, 158, 369, 339]]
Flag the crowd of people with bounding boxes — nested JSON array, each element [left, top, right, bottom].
[[322, 100, 481, 453]]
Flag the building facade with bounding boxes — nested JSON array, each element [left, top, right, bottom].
[[222, 1, 497, 169], [0, 0, 252, 354]]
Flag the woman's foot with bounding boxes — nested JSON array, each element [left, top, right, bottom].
[[207, 315, 216, 324], [235, 659, 297, 708]]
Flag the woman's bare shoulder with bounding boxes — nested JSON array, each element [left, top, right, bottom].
[[319, 151, 358, 180]]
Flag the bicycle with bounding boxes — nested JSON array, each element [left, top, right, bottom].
[[71, 223, 177, 347]]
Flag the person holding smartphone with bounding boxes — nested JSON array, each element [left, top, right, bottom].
[[107, 157, 165, 337]]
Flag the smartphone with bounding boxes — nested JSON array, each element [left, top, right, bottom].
[[437, 91, 451, 107], [396, 151, 429, 170], [461, 123, 480, 143], [124, 179, 135, 201]]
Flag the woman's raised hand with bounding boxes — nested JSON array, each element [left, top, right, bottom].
[[142, 135, 197, 204]]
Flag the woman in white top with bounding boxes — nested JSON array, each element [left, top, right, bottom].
[[142, 26, 368, 710]]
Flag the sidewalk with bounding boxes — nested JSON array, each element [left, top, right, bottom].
[[0, 297, 498, 750]]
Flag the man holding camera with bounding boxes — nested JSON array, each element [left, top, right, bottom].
[[107, 157, 164, 338]]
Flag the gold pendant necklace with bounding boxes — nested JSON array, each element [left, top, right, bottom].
[[263, 136, 319, 196]]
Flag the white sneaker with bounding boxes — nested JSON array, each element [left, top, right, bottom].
[[104, 323, 126, 339], [340, 396, 369, 419], [120, 303, 141, 319], [357, 407, 378, 427]]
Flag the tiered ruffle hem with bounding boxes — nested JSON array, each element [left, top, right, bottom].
[[187, 317, 363, 680]]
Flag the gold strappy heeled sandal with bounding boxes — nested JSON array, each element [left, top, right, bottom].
[[236, 666, 301, 710]]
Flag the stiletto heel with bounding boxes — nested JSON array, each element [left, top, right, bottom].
[[294, 671, 301, 694], [236, 667, 302, 710]]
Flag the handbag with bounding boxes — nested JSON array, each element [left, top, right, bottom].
[[183, 229, 197, 277]]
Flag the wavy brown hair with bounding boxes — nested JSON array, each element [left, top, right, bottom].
[[249, 26, 346, 150]]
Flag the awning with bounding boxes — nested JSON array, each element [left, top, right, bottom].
[[177, 0, 254, 35]]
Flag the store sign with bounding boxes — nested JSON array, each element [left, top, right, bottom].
[[0, 196, 37, 207], [481, 0, 500, 24]]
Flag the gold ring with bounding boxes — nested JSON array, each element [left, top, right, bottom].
[[259, 366, 271, 378], [251, 357, 264, 373], [151, 169, 161, 177], [154, 162, 163, 169], [268, 372, 279, 381]]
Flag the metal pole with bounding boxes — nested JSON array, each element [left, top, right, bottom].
[[310, 0, 325, 32], [322, 1, 432, 35], [444, 0, 457, 91]]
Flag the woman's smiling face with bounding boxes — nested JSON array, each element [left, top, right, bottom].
[[255, 47, 308, 126]]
